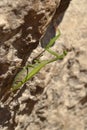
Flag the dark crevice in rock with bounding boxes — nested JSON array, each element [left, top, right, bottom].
[[0, 27, 21, 44], [30, 85, 44, 96], [0, 106, 11, 126], [53, 0, 71, 26], [80, 95, 87, 105], [12, 9, 44, 59], [41, 0, 71, 48], [18, 99, 37, 116]]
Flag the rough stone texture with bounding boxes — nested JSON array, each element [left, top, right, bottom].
[[0, 0, 87, 130], [0, 0, 61, 94]]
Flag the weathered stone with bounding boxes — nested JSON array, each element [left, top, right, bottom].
[[1, 0, 87, 130], [0, 0, 61, 91]]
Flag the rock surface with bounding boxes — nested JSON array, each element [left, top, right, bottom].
[[0, 0, 60, 93], [0, 0, 87, 130]]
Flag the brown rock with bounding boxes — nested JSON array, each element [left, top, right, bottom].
[[0, 0, 61, 90]]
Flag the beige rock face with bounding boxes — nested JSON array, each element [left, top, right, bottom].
[[0, 0, 87, 130], [0, 0, 61, 91]]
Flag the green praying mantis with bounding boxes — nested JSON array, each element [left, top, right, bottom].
[[11, 29, 67, 91]]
